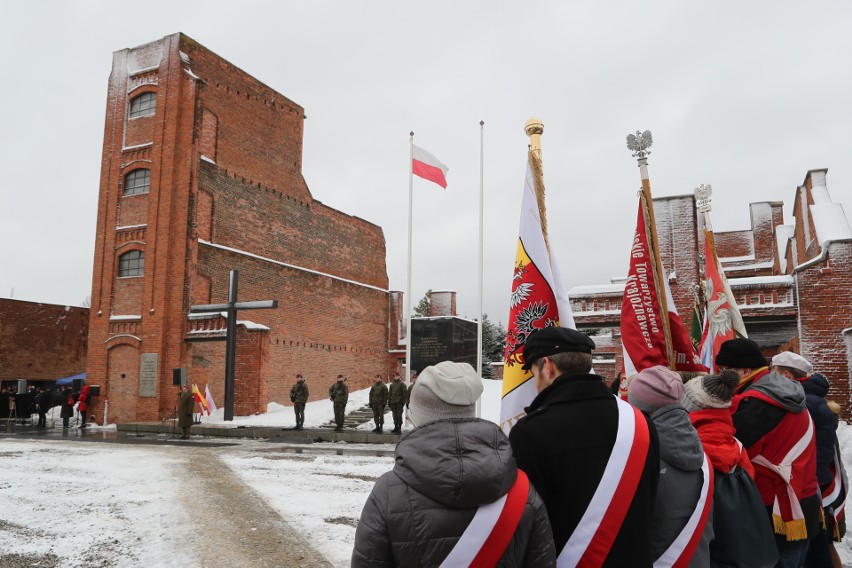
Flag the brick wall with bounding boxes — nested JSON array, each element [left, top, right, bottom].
[[0, 299, 89, 383], [796, 241, 852, 414]]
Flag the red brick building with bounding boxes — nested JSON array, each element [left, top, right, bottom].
[[87, 34, 405, 423], [0, 299, 89, 388], [570, 169, 852, 412]]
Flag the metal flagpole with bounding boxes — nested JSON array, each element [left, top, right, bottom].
[[476, 121, 485, 418], [405, 132, 414, 385], [477, 121, 484, 378]]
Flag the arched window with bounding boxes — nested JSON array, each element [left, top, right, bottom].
[[124, 169, 150, 196], [118, 250, 144, 277], [129, 92, 156, 119]]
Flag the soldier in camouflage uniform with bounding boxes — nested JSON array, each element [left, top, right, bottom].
[[369, 374, 389, 432], [328, 374, 349, 431], [388, 373, 407, 434], [290, 373, 309, 430]]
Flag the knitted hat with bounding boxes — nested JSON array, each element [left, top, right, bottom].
[[715, 338, 767, 369], [681, 370, 741, 412], [408, 361, 483, 427], [627, 365, 684, 414], [771, 352, 813, 374]]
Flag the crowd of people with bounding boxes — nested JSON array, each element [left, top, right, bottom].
[[0, 383, 92, 431], [351, 330, 849, 568]]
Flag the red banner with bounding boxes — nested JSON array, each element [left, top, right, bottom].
[[621, 197, 669, 376]]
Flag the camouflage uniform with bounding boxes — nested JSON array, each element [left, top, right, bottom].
[[388, 378, 407, 433], [329, 379, 349, 431], [290, 379, 309, 429], [369, 378, 389, 432]]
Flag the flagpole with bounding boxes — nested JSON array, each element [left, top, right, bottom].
[[477, 121, 484, 379], [405, 132, 414, 384], [628, 130, 675, 368]]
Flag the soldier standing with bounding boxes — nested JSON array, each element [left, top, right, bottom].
[[328, 375, 349, 431], [178, 384, 195, 439], [290, 373, 309, 430], [388, 373, 407, 434], [369, 374, 389, 433]]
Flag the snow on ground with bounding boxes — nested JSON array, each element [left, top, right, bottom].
[[0, 440, 197, 567]]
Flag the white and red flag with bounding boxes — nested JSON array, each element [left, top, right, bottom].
[[500, 151, 575, 434], [412, 145, 449, 189], [621, 194, 706, 377], [699, 229, 747, 372], [204, 384, 217, 416]]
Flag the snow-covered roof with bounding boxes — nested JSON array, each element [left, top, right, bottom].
[[568, 283, 625, 296], [110, 315, 141, 321], [727, 275, 793, 287], [808, 177, 851, 246], [775, 225, 795, 273]]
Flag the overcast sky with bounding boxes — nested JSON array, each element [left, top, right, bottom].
[[1, 1, 850, 326]]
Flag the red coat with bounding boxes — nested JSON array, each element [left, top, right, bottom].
[[77, 386, 90, 412], [689, 408, 754, 478]]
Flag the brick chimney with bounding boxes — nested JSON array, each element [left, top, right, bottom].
[[428, 290, 457, 317]]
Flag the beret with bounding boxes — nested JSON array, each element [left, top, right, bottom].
[[522, 327, 595, 370]]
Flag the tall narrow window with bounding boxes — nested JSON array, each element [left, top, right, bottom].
[[124, 169, 150, 196], [129, 92, 156, 119], [118, 250, 144, 277]]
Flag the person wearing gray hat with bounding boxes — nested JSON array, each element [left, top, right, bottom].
[[352, 361, 555, 566], [509, 327, 660, 566], [724, 338, 821, 564]]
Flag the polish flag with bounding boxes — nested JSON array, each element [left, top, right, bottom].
[[412, 145, 449, 189]]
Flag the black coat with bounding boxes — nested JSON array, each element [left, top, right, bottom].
[[802, 373, 836, 489], [509, 373, 660, 567]]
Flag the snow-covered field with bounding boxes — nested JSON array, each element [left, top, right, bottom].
[[3, 380, 852, 567]]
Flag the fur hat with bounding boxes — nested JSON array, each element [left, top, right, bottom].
[[771, 351, 813, 374], [408, 361, 483, 427], [715, 338, 767, 369], [627, 365, 684, 414], [681, 370, 741, 412]]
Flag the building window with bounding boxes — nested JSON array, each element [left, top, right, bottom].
[[124, 169, 150, 196], [129, 92, 156, 119], [118, 251, 144, 277]]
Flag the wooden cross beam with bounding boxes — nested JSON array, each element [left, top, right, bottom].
[[189, 270, 277, 421]]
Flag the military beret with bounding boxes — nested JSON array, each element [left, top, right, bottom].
[[522, 327, 595, 370]]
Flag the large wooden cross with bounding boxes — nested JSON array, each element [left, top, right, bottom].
[[189, 270, 277, 421]]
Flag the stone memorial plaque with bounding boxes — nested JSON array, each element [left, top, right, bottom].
[[139, 353, 158, 397]]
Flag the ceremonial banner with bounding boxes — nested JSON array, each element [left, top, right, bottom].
[[500, 154, 574, 434], [204, 384, 217, 416], [192, 384, 209, 415], [699, 229, 747, 372], [621, 194, 669, 377], [664, 277, 708, 373]]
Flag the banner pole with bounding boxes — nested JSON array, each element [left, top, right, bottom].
[[405, 132, 415, 385]]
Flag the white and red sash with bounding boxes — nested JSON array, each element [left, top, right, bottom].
[[750, 411, 814, 536], [653, 453, 714, 568], [439, 469, 529, 568], [558, 397, 651, 568]]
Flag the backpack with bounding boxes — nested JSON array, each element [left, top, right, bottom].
[[710, 466, 779, 568]]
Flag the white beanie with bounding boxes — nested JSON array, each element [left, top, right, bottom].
[[408, 361, 483, 427]]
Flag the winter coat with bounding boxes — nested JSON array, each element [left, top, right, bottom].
[[732, 370, 820, 542], [647, 404, 713, 567], [352, 418, 555, 567], [60, 389, 75, 419], [37, 390, 53, 411], [178, 391, 195, 428], [328, 381, 348, 404], [509, 373, 660, 567], [387, 380, 406, 405], [77, 386, 90, 412], [369, 382, 388, 407], [802, 373, 836, 489], [290, 380, 309, 404], [689, 407, 754, 478]]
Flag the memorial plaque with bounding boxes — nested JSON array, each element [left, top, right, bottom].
[[411, 317, 477, 373], [139, 353, 159, 397]]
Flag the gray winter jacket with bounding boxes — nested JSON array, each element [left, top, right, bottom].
[[351, 418, 555, 567], [649, 404, 713, 567]]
